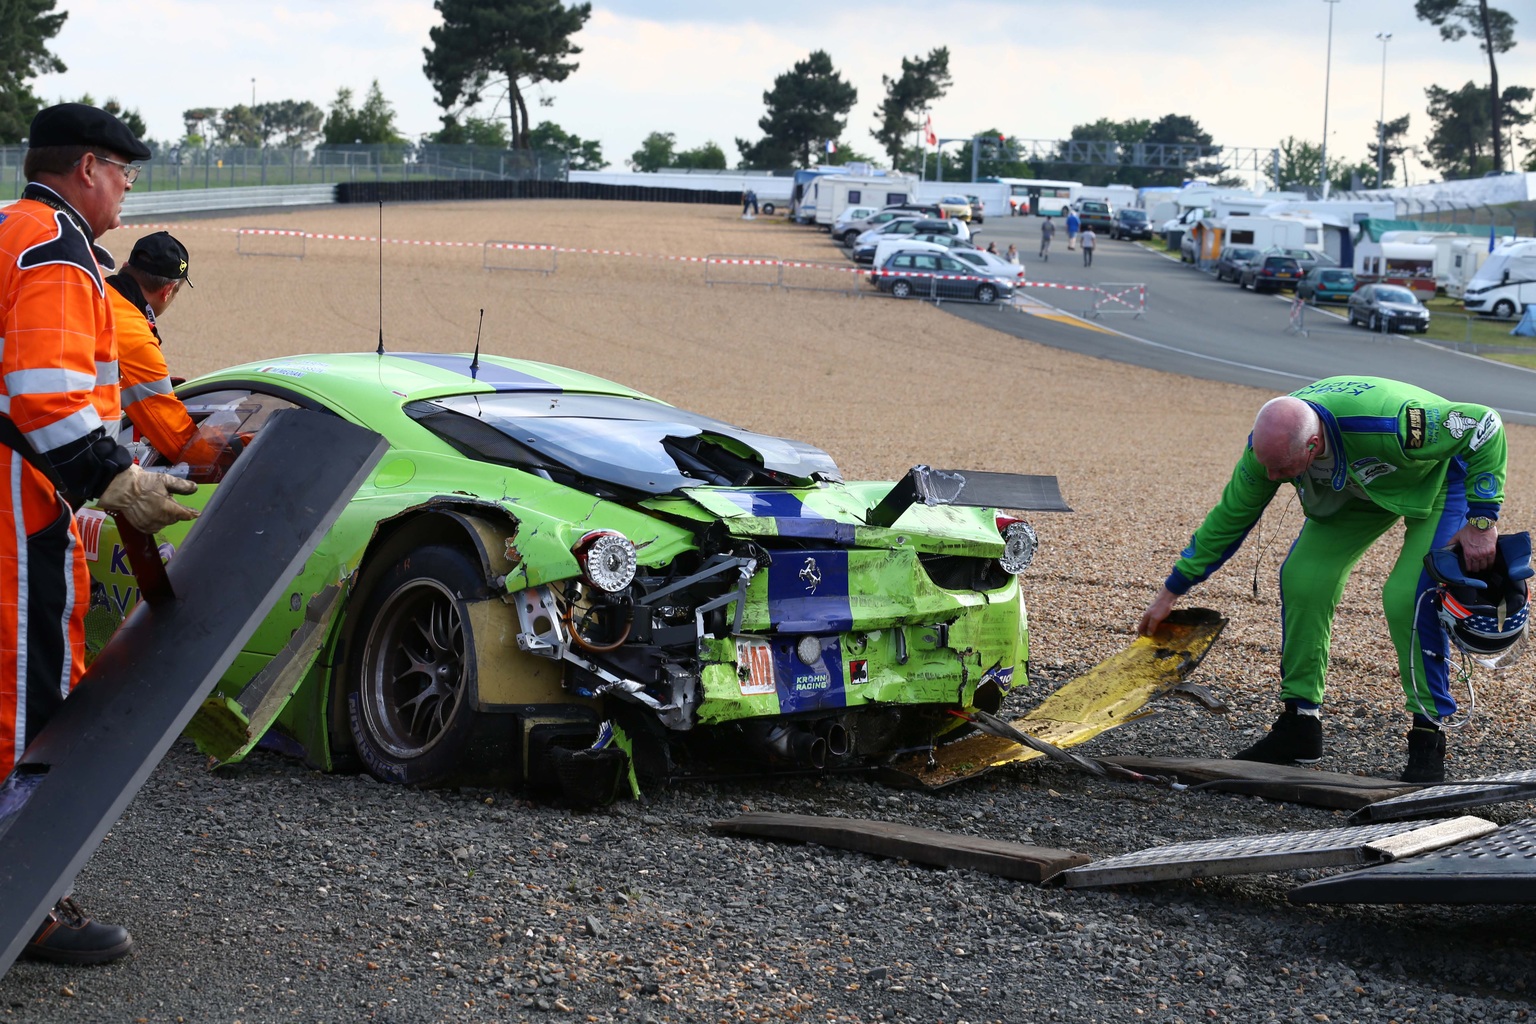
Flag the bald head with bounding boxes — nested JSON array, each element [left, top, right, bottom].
[[1252, 396, 1322, 481]]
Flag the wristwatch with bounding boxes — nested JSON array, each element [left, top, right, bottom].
[[1467, 515, 1496, 531]]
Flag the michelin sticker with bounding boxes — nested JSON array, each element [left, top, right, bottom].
[[1444, 409, 1478, 439], [1470, 410, 1502, 452]]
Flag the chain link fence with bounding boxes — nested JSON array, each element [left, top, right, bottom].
[[0, 143, 569, 201]]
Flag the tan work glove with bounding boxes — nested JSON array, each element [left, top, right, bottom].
[[98, 464, 200, 534]]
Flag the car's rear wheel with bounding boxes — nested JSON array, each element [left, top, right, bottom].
[[1492, 299, 1516, 318], [1369, 313, 1381, 332], [976, 283, 998, 304], [346, 544, 491, 786], [891, 281, 912, 299], [762, 202, 775, 215]]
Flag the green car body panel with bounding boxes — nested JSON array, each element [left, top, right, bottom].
[[83, 352, 1050, 792]]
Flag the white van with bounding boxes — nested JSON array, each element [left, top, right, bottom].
[[1463, 240, 1536, 318]]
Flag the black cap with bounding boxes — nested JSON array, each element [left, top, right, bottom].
[[129, 232, 192, 287], [28, 103, 151, 161]]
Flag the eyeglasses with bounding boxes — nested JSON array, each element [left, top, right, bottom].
[[93, 154, 141, 185]]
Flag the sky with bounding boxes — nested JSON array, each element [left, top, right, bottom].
[[30, 0, 1530, 181]]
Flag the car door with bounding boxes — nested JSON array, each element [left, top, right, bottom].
[[934, 255, 975, 300]]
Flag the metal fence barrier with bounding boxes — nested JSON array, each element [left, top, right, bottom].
[[484, 241, 558, 275], [704, 254, 781, 289], [1088, 283, 1147, 319], [779, 260, 864, 296]]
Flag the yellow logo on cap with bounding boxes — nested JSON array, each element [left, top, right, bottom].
[[179, 259, 187, 274]]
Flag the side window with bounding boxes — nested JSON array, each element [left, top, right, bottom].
[[892, 255, 914, 269], [887, 193, 907, 206], [1229, 229, 1255, 245], [847, 189, 861, 204], [914, 255, 941, 271], [938, 257, 964, 273]]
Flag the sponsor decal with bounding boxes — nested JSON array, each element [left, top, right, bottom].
[[849, 659, 869, 686], [0, 213, 7, 225], [1405, 408, 1426, 450], [736, 640, 776, 696], [109, 543, 132, 576], [1472, 472, 1500, 499], [798, 556, 822, 594], [1295, 380, 1376, 398], [1444, 409, 1477, 439], [981, 663, 1017, 693], [1470, 410, 1502, 452], [1351, 457, 1397, 486], [258, 360, 330, 378], [76, 508, 107, 561]]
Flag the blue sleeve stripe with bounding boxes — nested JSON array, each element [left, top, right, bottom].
[[1335, 415, 1399, 433]]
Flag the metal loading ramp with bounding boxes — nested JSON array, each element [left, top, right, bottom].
[[1290, 818, 1536, 905], [1056, 816, 1496, 889], [1350, 769, 1536, 823]]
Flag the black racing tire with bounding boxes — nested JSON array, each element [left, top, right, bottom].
[[976, 283, 998, 304], [891, 280, 912, 299], [345, 544, 493, 786], [1492, 299, 1516, 319]]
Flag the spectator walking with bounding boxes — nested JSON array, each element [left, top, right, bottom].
[[1137, 378, 1513, 783], [1039, 217, 1055, 261], [1065, 205, 1081, 251], [1080, 225, 1098, 267]]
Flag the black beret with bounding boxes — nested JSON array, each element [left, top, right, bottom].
[[29, 103, 151, 161], [129, 231, 193, 287]]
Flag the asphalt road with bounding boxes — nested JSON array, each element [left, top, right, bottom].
[[950, 215, 1536, 426]]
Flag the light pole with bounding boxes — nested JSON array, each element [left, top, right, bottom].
[[1375, 32, 1392, 187], [1319, 0, 1341, 199]]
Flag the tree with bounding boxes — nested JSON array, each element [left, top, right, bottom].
[[673, 141, 726, 170], [870, 48, 951, 169], [1424, 80, 1534, 178], [99, 98, 146, 140], [323, 81, 404, 145], [181, 107, 220, 148], [255, 99, 324, 148], [1365, 114, 1411, 187], [217, 104, 264, 147], [528, 120, 604, 169], [423, 0, 592, 151], [0, 0, 67, 143], [629, 131, 675, 172], [736, 50, 857, 170], [1266, 136, 1353, 193], [1415, 0, 1518, 171], [435, 114, 510, 147]]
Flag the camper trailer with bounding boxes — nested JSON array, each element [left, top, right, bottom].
[[1353, 239, 1438, 299], [813, 175, 917, 228], [1463, 240, 1536, 318], [1222, 215, 1324, 255]]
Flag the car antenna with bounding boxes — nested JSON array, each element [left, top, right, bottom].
[[376, 200, 386, 356], [470, 308, 484, 379]]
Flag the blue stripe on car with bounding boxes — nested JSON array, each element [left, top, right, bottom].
[[773, 636, 848, 714], [767, 549, 852, 633], [722, 492, 857, 543], [396, 353, 562, 391]]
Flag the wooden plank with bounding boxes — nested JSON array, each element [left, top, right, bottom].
[[1100, 756, 1420, 810], [711, 812, 1089, 883]]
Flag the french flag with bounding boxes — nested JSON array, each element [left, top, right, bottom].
[[825, 139, 837, 154]]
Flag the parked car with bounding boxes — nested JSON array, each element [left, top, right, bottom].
[[1297, 267, 1358, 304], [1239, 254, 1304, 293], [1076, 200, 1114, 234], [966, 195, 986, 225], [1264, 247, 1338, 274], [1347, 283, 1431, 333], [1110, 208, 1152, 241], [1180, 231, 1200, 264], [872, 250, 1014, 304], [852, 218, 970, 263], [839, 210, 918, 246], [881, 201, 945, 219], [830, 206, 881, 246], [937, 195, 973, 221], [1214, 246, 1261, 283], [870, 233, 973, 271], [87, 351, 1050, 796], [948, 247, 1025, 284]]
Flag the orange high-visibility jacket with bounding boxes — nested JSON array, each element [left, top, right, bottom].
[[0, 185, 134, 771], [107, 274, 217, 467]]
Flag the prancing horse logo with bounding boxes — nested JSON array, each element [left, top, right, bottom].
[[799, 557, 822, 594]]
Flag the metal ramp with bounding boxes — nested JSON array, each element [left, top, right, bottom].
[[1351, 769, 1536, 823], [1056, 816, 1496, 888], [1291, 818, 1536, 904]]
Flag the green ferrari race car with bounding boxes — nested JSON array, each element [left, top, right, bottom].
[[82, 352, 1066, 800]]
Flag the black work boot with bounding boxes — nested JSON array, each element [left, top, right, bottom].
[[1232, 704, 1323, 765], [1401, 725, 1448, 784], [23, 897, 134, 965]]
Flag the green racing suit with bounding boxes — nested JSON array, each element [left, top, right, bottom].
[[1164, 377, 1507, 718]]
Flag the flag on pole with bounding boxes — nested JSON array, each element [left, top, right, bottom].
[[924, 115, 937, 148], [825, 139, 837, 155], [1489, 222, 1497, 253]]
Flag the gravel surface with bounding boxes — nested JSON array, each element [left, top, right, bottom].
[[3, 202, 1534, 1022]]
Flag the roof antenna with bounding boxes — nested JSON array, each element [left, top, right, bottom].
[[470, 308, 484, 379], [376, 199, 386, 356]]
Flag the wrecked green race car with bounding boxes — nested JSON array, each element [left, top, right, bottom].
[[80, 352, 1067, 801]]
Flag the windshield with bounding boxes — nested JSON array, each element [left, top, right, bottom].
[[407, 392, 841, 497], [1228, 248, 1259, 260], [1120, 210, 1147, 221], [1376, 286, 1417, 304], [1320, 271, 1354, 283]]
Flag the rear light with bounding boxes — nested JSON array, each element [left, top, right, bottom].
[[995, 516, 1039, 574], [574, 530, 637, 592]]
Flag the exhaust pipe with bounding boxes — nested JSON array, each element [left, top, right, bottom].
[[820, 720, 850, 758], [753, 723, 827, 769]]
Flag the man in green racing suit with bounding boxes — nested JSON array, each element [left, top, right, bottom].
[[1137, 376, 1507, 783]]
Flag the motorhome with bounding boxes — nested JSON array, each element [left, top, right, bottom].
[[1463, 240, 1536, 318], [1075, 184, 1138, 210], [1353, 239, 1438, 299], [1223, 215, 1324, 255]]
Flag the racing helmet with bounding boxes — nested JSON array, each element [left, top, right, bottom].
[[1423, 531, 1533, 662]]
